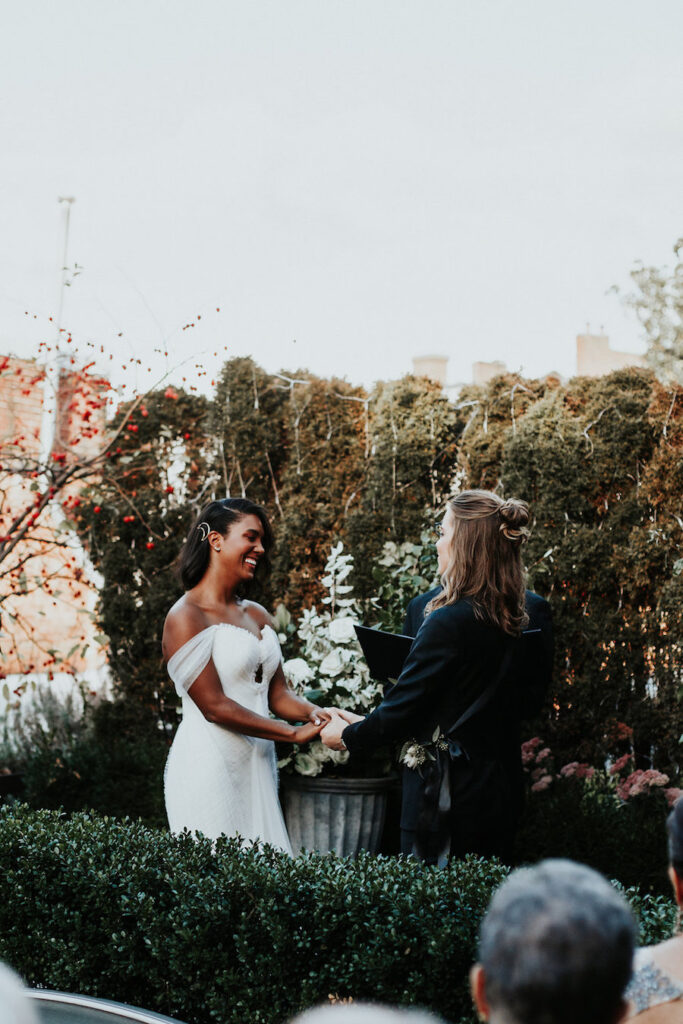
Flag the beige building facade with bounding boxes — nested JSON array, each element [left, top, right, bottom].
[[575, 332, 646, 377]]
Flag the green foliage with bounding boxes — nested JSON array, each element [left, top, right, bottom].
[[72, 360, 681, 787], [460, 369, 683, 777], [213, 356, 289, 503], [2, 690, 167, 826], [347, 375, 458, 600], [514, 777, 671, 894], [74, 387, 212, 720], [0, 805, 673, 1024], [268, 372, 368, 615], [369, 531, 440, 633]]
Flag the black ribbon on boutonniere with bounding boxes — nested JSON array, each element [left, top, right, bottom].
[[410, 644, 515, 868]]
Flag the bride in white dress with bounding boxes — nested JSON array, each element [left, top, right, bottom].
[[162, 498, 329, 851]]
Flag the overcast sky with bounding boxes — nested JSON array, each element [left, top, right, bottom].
[[2, 0, 682, 396]]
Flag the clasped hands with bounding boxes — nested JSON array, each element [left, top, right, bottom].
[[319, 707, 365, 750]]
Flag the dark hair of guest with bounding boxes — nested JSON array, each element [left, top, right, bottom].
[[177, 498, 273, 591]]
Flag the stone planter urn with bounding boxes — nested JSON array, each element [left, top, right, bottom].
[[281, 774, 395, 857]]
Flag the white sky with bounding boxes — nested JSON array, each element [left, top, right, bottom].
[[2, 0, 682, 395]]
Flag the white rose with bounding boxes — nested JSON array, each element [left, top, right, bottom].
[[328, 618, 357, 644], [283, 658, 314, 687], [294, 753, 323, 777], [320, 650, 344, 676], [326, 747, 350, 766]]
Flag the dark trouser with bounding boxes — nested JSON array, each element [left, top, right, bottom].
[[400, 825, 515, 866]]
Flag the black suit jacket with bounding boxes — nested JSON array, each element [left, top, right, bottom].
[[343, 589, 553, 835]]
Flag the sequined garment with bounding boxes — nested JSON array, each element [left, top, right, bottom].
[[626, 949, 683, 1016]]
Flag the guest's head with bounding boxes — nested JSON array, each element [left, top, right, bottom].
[[0, 963, 39, 1024], [470, 859, 635, 1024], [428, 489, 530, 634], [667, 796, 683, 907], [290, 1004, 443, 1024], [177, 497, 273, 590]]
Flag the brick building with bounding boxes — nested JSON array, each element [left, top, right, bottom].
[[0, 354, 109, 686]]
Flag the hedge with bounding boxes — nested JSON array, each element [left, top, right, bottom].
[[0, 806, 676, 1024]]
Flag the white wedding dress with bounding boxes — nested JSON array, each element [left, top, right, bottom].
[[164, 622, 293, 853]]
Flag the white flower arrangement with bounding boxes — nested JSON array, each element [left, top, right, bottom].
[[279, 542, 384, 777]]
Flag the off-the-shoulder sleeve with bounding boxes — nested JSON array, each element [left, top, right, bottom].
[[166, 628, 216, 698]]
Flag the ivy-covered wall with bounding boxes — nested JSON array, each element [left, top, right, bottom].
[[74, 361, 681, 778]]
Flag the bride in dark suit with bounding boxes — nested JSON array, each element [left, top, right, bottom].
[[321, 489, 554, 865]]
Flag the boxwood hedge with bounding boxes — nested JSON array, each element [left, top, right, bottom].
[[0, 804, 675, 1024]]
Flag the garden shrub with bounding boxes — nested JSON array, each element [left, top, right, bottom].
[[3, 690, 167, 826], [0, 805, 676, 1024], [513, 780, 671, 894]]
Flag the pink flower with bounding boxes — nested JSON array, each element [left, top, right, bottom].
[[559, 762, 595, 781], [536, 748, 552, 763], [617, 769, 670, 801], [521, 737, 544, 765], [609, 754, 632, 776], [665, 788, 683, 808], [531, 775, 553, 793]]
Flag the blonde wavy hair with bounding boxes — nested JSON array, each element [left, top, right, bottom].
[[426, 489, 530, 635]]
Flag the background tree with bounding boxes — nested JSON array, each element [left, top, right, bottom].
[[269, 371, 368, 614], [74, 387, 212, 725], [620, 237, 683, 384], [0, 354, 134, 689], [346, 374, 459, 600], [212, 356, 288, 504], [461, 368, 682, 777]]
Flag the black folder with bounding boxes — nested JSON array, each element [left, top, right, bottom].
[[354, 624, 543, 685], [354, 625, 414, 683]]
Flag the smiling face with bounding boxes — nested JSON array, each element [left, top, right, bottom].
[[436, 507, 456, 575], [210, 513, 265, 582]]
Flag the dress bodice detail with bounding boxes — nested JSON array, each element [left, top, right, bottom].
[[167, 623, 280, 700]]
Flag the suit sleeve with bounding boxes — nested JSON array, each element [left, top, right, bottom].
[[402, 598, 419, 638], [343, 608, 460, 754], [518, 596, 554, 719]]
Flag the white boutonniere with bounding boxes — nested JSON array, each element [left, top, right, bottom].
[[399, 727, 448, 770]]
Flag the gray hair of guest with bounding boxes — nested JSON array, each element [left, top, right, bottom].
[[290, 1003, 444, 1024], [478, 859, 635, 1024], [0, 963, 40, 1024]]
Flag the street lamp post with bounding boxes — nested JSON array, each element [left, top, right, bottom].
[[40, 196, 76, 461]]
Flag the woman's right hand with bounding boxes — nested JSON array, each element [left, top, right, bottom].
[[291, 720, 325, 744]]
